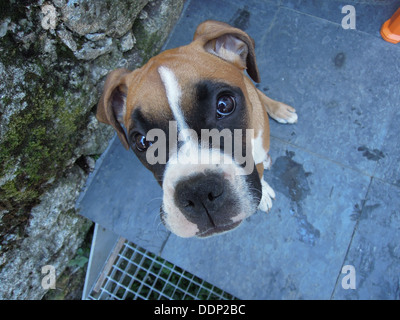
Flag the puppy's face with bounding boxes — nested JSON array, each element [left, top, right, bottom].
[[97, 21, 268, 237]]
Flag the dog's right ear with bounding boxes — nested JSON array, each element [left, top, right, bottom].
[[96, 68, 131, 150]]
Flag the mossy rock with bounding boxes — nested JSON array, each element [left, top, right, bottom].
[[0, 37, 92, 253]]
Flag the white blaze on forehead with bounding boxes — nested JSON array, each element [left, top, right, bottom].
[[158, 66, 188, 131]]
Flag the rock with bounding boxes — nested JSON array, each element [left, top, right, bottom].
[[54, 0, 149, 61], [120, 31, 136, 53], [59, 0, 148, 37], [0, 18, 11, 37], [0, 167, 92, 300], [74, 113, 115, 158], [0, 0, 184, 299]]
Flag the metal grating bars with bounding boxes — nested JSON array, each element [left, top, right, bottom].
[[88, 240, 238, 300]]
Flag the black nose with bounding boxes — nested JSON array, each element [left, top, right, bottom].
[[174, 172, 229, 227]]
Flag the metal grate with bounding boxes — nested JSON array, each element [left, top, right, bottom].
[[88, 240, 238, 300]]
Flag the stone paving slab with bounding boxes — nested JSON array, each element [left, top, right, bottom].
[[332, 179, 400, 300], [281, 0, 399, 38], [375, 104, 400, 187], [258, 5, 400, 177]]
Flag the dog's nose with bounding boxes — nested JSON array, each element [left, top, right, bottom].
[[174, 172, 227, 226]]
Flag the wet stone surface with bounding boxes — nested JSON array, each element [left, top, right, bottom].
[[270, 151, 320, 246]]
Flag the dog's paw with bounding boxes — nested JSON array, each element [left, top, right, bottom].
[[270, 103, 298, 124], [258, 179, 275, 213]]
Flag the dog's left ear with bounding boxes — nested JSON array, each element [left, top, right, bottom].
[[193, 20, 260, 83]]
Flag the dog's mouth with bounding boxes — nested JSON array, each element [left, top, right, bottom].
[[196, 220, 242, 238], [159, 206, 245, 238]]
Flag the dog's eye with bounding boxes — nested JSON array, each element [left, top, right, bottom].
[[133, 133, 152, 152], [216, 95, 236, 119]]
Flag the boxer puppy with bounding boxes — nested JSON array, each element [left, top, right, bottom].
[[96, 20, 297, 238]]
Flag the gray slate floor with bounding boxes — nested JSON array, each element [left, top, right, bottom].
[[78, 0, 400, 299]]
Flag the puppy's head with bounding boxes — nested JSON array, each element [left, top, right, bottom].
[[96, 21, 267, 237]]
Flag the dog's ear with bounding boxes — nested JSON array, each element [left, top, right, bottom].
[[96, 68, 131, 150], [193, 20, 260, 83]]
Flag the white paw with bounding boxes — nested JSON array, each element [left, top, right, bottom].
[[258, 179, 275, 212], [271, 104, 298, 124]]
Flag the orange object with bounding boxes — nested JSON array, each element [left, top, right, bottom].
[[381, 7, 400, 44]]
